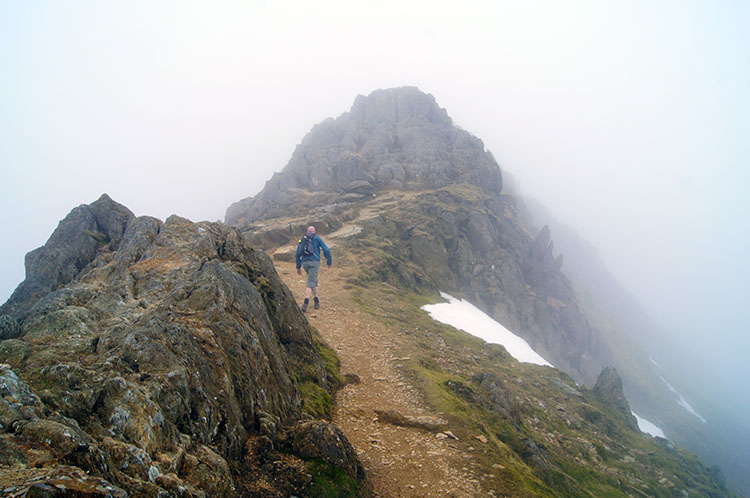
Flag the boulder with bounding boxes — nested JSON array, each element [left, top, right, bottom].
[[288, 420, 367, 485], [374, 409, 447, 432], [593, 367, 639, 430]]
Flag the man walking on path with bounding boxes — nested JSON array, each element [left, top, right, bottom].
[[296, 225, 332, 312]]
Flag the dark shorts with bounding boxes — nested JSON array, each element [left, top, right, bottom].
[[302, 260, 320, 289]]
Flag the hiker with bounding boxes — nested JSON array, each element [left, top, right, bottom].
[[295, 225, 332, 312]]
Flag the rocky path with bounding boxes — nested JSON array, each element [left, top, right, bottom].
[[275, 260, 486, 497]]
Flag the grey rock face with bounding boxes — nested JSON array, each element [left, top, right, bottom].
[[1, 194, 134, 325], [351, 186, 605, 384], [593, 367, 639, 430], [225, 87, 502, 226], [289, 420, 367, 484], [593, 367, 630, 412], [0, 195, 361, 496]]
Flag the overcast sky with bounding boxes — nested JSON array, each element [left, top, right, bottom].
[[1, 1, 748, 410]]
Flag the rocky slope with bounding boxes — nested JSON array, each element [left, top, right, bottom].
[[225, 87, 606, 386], [224, 86, 736, 495], [503, 175, 750, 495], [236, 197, 733, 497], [0, 194, 367, 497]]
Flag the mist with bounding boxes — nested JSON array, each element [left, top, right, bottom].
[[2, 0, 749, 488]]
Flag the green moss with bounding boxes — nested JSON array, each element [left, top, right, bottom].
[[294, 327, 343, 418], [303, 458, 363, 497], [316, 336, 344, 389], [84, 229, 110, 244], [436, 183, 490, 203], [299, 381, 333, 418]]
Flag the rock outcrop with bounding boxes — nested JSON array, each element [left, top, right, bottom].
[[593, 367, 639, 430], [0, 195, 367, 496], [225, 86, 502, 226]]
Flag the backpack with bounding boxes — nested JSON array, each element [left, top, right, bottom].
[[300, 235, 316, 257]]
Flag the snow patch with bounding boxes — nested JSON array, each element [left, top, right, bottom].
[[676, 396, 707, 423], [660, 376, 707, 423], [633, 412, 666, 438], [422, 292, 553, 367]]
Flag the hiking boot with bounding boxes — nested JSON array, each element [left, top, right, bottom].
[[314, 299, 320, 310], [301, 300, 308, 312]]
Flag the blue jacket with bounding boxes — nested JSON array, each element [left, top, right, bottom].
[[295, 234, 332, 268]]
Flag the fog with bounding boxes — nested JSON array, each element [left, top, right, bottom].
[[1, 0, 748, 482]]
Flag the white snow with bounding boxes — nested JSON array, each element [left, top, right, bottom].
[[632, 412, 667, 438], [676, 396, 707, 423], [422, 292, 553, 367], [660, 376, 678, 394], [660, 376, 707, 423]]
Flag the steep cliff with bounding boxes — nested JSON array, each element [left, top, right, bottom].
[[0, 195, 367, 497]]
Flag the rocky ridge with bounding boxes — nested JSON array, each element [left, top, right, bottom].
[[225, 87, 604, 385], [254, 206, 733, 496], [0, 194, 367, 496]]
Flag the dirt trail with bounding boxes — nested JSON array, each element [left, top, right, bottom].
[[275, 258, 487, 497]]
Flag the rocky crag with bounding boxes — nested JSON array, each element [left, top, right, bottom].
[[0, 194, 367, 496], [226, 86, 502, 227], [224, 87, 735, 495], [226, 87, 604, 385]]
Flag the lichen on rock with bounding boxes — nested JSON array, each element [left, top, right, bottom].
[[0, 195, 366, 496]]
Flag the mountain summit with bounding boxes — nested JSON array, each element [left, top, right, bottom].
[[226, 87, 502, 226]]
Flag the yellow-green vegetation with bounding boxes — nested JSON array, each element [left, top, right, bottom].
[[296, 328, 343, 418], [303, 458, 363, 498], [345, 280, 734, 497], [84, 228, 110, 244], [299, 381, 333, 419], [316, 333, 344, 389]]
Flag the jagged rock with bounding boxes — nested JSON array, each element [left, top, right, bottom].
[[225, 87, 502, 225], [0, 364, 44, 432], [288, 420, 368, 485], [0, 194, 134, 324], [0, 195, 362, 496], [344, 180, 377, 196], [593, 367, 639, 430], [530, 225, 553, 262], [593, 367, 630, 412], [25, 475, 128, 498], [0, 465, 127, 498], [471, 373, 519, 422]]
